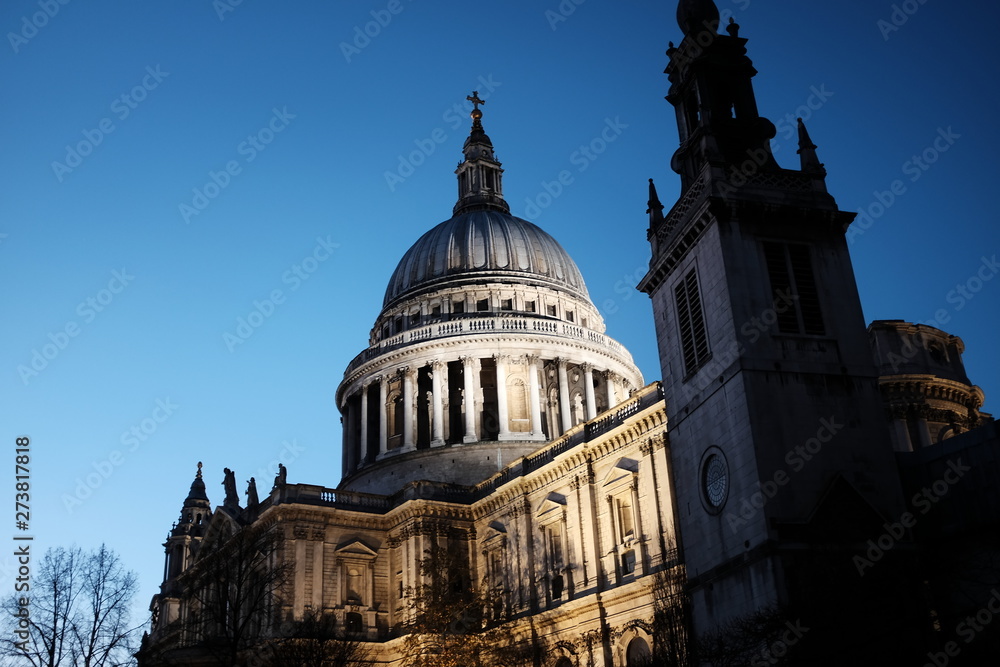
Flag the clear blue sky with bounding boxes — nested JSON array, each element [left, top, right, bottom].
[[2, 0, 998, 627]]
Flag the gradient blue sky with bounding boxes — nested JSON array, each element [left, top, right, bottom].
[[3, 0, 998, 627]]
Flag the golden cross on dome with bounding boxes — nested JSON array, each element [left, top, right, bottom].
[[467, 91, 485, 111]]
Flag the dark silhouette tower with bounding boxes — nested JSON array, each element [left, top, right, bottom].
[[640, 2, 928, 659]]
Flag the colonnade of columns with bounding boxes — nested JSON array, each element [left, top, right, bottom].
[[340, 355, 628, 476]]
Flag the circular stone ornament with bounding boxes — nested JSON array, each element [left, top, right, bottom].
[[701, 448, 729, 512]]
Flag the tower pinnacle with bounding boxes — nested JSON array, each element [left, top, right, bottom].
[[647, 178, 665, 228]]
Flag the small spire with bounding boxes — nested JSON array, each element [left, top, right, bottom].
[[185, 461, 209, 504], [796, 118, 826, 175], [647, 178, 666, 228]]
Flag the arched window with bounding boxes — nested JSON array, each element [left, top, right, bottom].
[[345, 612, 363, 635], [626, 637, 651, 666]]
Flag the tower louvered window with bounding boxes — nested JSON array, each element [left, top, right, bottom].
[[763, 242, 825, 336], [674, 268, 710, 377]]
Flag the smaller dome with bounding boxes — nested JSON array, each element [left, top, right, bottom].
[[382, 210, 589, 310]]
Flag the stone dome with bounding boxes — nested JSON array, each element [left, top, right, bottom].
[[335, 98, 644, 496], [382, 210, 590, 311]]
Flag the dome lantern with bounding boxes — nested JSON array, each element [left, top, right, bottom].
[[453, 91, 510, 216]]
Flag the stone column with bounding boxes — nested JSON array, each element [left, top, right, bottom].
[[630, 477, 647, 575], [915, 417, 932, 449], [527, 355, 543, 438], [344, 401, 356, 472], [893, 418, 913, 452], [582, 363, 596, 420], [359, 383, 369, 467], [557, 359, 572, 434], [495, 354, 511, 440], [401, 367, 415, 452], [605, 371, 617, 408], [377, 376, 388, 458], [340, 411, 349, 476], [462, 356, 479, 443], [430, 361, 445, 447]]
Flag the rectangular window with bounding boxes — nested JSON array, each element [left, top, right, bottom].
[[548, 529, 563, 567], [566, 310, 574, 323], [621, 549, 636, 575], [546, 304, 557, 317], [453, 300, 465, 314], [477, 298, 489, 312], [525, 300, 536, 313], [431, 305, 441, 316], [763, 242, 825, 336], [674, 268, 710, 376], [617, 497, 635, 540], [501, 298, 513, 311]]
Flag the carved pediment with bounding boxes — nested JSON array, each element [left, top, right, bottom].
[[334, 538, 379, 559], [536, 492, 567, 522], [602, 458, 639, 487]]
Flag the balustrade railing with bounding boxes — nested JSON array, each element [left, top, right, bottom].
[[344, 314, 632, 377], [274, 384, 663, 512]]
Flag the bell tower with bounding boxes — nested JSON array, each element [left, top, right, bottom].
[[639, 2, 926, 659]]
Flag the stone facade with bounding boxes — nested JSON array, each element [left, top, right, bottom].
[[143, 386, 670, 666], [141, 3, 999, 665], [141, 94, 667, 667]]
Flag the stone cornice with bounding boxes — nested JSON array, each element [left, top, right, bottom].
[[878, 374, 985, 410]]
